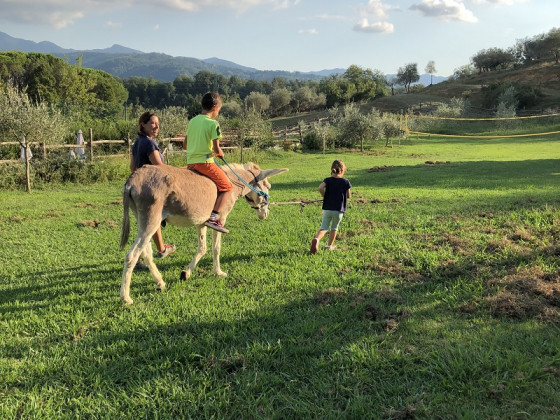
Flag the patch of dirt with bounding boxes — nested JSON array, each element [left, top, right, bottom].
[[485, 266, 560, 323], [77, 219, 99, 228], [6, 216, 29, 223], [424, 160, 450, 165], [76, 202, 95, 208], [409, 153, 429, 158], [485, 238, 533, 257], [509, 229, 535, 243], [436, 233, 472, 255], [365, 258, 427, 283], [383, 404, 417, 420], [104, 219, 118, 228], [367, 165, 393, 172], [314, 287, 346, 305], [77, 219, 118, 228]]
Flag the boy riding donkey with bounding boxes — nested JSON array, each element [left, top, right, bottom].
[[184, 92, 233, 234]]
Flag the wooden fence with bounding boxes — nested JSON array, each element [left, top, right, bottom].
[[0, 128, 132, 165], [0, 118, 330, 165]]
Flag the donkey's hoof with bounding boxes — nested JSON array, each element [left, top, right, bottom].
[[156, 282, 166, 291], [121, 296, 133, 305], [180, 270, 190, 281], [215, 270, 228, 277]]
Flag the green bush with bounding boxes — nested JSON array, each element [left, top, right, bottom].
[[0, 156, 129, 190], [483, 82, 543, 109], [302, 131, 322, 150]]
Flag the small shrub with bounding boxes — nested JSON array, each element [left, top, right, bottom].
[[0, 156, 129, 190]]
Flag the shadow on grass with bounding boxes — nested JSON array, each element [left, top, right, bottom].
[[5, 276, 560, 417]]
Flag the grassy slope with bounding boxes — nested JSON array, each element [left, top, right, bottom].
[[373, 62, 560, 113], [1, 136, 560, 418]]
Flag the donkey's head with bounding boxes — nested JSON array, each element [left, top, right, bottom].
[[244, 165, 289, 220]]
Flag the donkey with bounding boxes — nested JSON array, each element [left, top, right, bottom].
[[120, 162, 288, 304]]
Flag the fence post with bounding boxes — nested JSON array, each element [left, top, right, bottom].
[[89, 128, 94, 162], [239, 132, 244, 164], [25, 143, 31, 193], [42, 142, 47, 159]]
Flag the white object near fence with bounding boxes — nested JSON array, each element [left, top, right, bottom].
[[20, 135, 32, 161], [76, 130, 85, 157]]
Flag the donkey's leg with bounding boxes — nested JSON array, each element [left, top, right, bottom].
[[142, 241, 165, 292], [121, 234, 150, 305], [211, 229, 227, 277], [181, 225, 207, 280], [142, 212, 165, 292]]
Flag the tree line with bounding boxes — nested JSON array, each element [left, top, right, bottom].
[[462, 27, 560, 76], [123, 65, 389, 117]]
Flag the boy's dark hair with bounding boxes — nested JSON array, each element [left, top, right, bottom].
[[138, 111, 157, 134], [331, 159, 346, 175], [201, 92, 222, 111]]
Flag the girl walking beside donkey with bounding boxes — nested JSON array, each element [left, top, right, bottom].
[[310, 160, 351, 254]]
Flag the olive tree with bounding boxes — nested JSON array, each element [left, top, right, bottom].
[[396, 63, 420, 93], [0, 83, 69, 191], [334, 103, 382, 152], [244, 91, 270, 114], [425, 60, 437, 85]]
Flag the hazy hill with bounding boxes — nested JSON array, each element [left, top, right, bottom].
[[0, 31, 341, 82], [0, 31, 449, 84]]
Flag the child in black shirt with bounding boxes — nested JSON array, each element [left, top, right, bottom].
[[310, 160, 352, 254]]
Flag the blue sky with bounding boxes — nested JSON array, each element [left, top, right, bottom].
[[0, 0, 557, 76]]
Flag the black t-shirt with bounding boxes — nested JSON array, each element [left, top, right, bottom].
[[322, 177, 352, 212], [132, 133, 163, 169]]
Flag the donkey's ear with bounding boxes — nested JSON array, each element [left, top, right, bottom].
[[256, 168, 289, 182]]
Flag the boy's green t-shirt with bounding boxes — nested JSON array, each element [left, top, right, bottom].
[[186, 114, 222, 164]]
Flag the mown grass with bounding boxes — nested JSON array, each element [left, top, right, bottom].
[[1, 135, 560, 419]]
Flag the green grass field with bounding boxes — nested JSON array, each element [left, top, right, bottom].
[[1, 135, 560, 418]]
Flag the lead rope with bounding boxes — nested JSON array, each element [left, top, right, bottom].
[[214, 157, 269, 199]]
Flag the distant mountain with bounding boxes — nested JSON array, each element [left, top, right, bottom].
[[386, 73, 447, 86], [89, 44, 143, 54], [0, 31, 445, 84], [202, 57, 257, 72], [305, 68, 346, 77], [0, 31, 74, 54]]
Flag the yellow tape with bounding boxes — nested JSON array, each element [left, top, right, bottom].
[[408, 113, 560, 121], [406, 129, 560, 139]]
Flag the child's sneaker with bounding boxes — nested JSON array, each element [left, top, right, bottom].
[[204, 218, 229, 234], [325, 245, 336, 251], [156, 244, 176, 259], [310, 238, 319, 254]]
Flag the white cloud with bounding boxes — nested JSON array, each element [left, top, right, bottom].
[[0, 0, 300, 28], [360, 0, 390, 19], [298, 28, 318, 35], [469, 0, 527, 4], [0, 0, 85, 28], [353, 18, 394, 34], [354, 0, 394, 34], [410, 0, 478, 23], [106, 20, 122, 28]]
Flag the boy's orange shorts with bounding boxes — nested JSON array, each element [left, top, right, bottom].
[[187, 163, 234, 192]]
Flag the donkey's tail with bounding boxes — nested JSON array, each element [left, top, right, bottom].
[[120, 181, 132, 250]]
